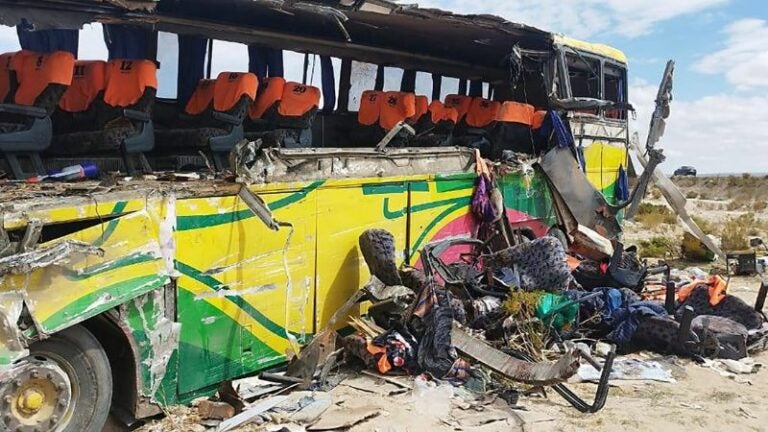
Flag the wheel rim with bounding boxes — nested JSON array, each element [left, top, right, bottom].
[[1, 358, 73, 432]]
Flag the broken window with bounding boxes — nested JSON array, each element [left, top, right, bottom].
[[603, 63, 627, 120], [348, 61, 378, 111], [567, 53, 600, 115]]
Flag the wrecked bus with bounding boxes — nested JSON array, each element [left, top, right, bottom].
[[0, 0, 635, 430]]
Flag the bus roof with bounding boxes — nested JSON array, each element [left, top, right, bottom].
[[554, 35, 628, 64], [0, 0, 627, 78]]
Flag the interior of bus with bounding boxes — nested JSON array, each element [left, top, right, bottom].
[[0, 0, 628, 179]]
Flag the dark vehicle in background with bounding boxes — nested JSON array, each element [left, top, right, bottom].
[[674, 166, 697, 177]]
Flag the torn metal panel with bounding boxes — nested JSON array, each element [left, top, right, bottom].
[[631, 140, 725, 260], [538, 146, 623, 240], [232, 144, 475, 185], [0, 240, 104, 275], [452, 323, 581, 385], [0, 292, 26, 367], [130, 290, 180, 402]]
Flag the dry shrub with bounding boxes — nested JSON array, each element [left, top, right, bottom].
[[691, 215, 715, 234], [720, 213, 756, 251], [635, 203, 677, 227], [686, 191, 699, 199], [727, 194, 752, 211], [639, 236, 676, 258], [753, 201, 767, 212], [650, 189, 662, 199]]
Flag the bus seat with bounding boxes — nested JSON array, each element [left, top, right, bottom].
[[184, 78, 215, 116], [50, 59, 157, 175], [411, 100, 458, 147], [248, 76, 285, 121], [156, 72, 257, 171], [207, 71, 258, 167], [465, 98, 501, 128], [409, 95, 429, 123], [0, 52, 16, 103], [54, 60, 107, 134], [379, 91, 416, 130], [357, 90, 382, 126], [532, 109, 547, 130], [490, 101, 536, 158], [275, 82, 320, 128], [444, 94, 473, 121], [249, 82, 320, 149], [0, 51, 75, 179]]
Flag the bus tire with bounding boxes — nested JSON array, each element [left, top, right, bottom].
[[548, 226, 569, 250], [29, 325, 113, 432], [359, 229, 402, 286]]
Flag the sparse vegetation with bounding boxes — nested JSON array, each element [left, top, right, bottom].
[[691, 215, 715, 234], [753, 201, 767, 212], [635, 203, 677, 227], [639, 236, 676, 258], [721, 213, 756, 251], [686, 191, 699, 199]]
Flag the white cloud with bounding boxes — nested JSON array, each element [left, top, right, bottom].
[[694, 18, 768, 89], [417, 0, 729, 38], [630, 79, 768, 174]]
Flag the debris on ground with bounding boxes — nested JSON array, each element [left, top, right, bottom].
[[134, 176, 768, 431]]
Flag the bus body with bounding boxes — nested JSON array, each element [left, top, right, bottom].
[[0, 1, 632, 430]]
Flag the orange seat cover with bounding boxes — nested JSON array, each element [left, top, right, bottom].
[[0, 52, 15, 102], [59, 60, 107, 113], [249, 76, 286, 120], [213, 71, 258, 112], [466, 98, 501, 128], [358, 90, 382, 126], [410, 95, 428, 122], [103, 59, 158, 108], [428, 101, 459, 124], [379, 91, 416, 130], [532, 110, 547, 129], [444, 94, 473, 120], [496, 101, 535, 126], [14, 51, 75, 106], [184, 79, 215, 115], [277, 82, 320, 118], [9, 50, 35, 74]]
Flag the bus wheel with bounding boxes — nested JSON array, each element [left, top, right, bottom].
[[1, 326, 113, 432], [359, 229, 402, 286], [548, 226, 569, 250]]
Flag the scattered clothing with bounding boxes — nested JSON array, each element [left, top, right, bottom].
[[677, 275, 728, 307]]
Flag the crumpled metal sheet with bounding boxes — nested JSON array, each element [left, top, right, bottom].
[[451, 323, 581, 385], [0, 240, 104, 276], [538, 147, 623, 240], [231, 142, 475, 185]]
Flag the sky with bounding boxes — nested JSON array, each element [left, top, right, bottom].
[[0, 1, 766, 173]]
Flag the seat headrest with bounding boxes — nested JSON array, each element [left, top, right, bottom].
[[444, 94, 473, 120], [14, 51, 75, 106], [357, 90, 383, 126], [466, 98, 501, 128], [103, 59, 158, 108], [277, 82, 320, 118], [213, 71, 258, 112], [59, 60, 108, 113], [496, 101, 535, 126], [379, 91, 416, 130], [249, 76, 286, 120], [184, 79, 215, 116], [428, 101, 459, 124]]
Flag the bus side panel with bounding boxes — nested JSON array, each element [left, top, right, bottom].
[[15, 208, 170, 334], [408, 174, 476, 266], [497, 171, 556, 236], [315, 181, 408, 329], [174, 187, 318, 397], [583, 142, 628, 205]]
